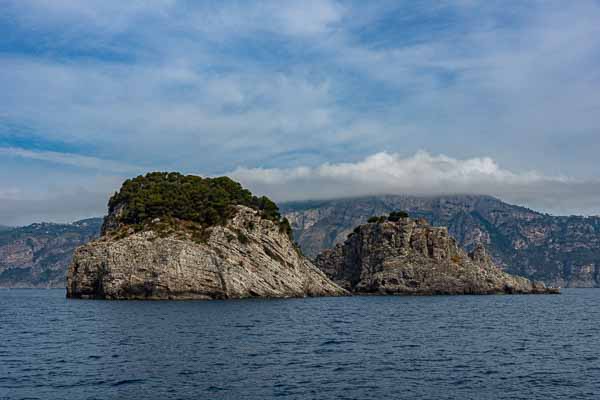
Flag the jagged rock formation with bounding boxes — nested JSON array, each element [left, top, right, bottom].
[[0, 219, 102, 288], [282, 195, 600, 288], [68, 207, 344, 300], [67, 173, 345, 300], [315, 216, 558, 295]]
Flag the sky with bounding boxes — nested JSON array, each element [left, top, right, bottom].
[[1, 0, 600, 225]]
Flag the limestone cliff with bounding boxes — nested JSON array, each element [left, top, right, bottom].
[[67, 172, 345, 300], [67, 206, 346, 299], [315, 216, 559, 295]]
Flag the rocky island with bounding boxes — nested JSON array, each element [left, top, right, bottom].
[[67, 173, 558, 300], [66, 172, 346, 299], [282, 195, 600, 288], [315, 212, 559, 295]]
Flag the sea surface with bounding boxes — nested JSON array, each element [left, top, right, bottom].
[[1, 289, 599, 400]]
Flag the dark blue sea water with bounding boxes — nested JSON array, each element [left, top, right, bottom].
[[1, 289, 599, 400]]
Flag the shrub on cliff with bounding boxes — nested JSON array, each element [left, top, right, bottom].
[[388, 211, 409, 221], [108, 172, 287, 233], [366, 211, 409, 224]]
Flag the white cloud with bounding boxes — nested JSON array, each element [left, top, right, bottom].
[[0, 147, 144, 174], [0, 188, 111, 226], [7, 0, 343, 41], [5, 0, 176, 33], [3, 1, 599, 177], [0, 172, 125, 226], [2, 150, 600, 226], [229, 151, 543, 197], [276, 0, 343, 36], [182, 0, 344, 39], [0, 188, 22, 200], [0, 56, 340, 168], [230, 151, 600, 216]]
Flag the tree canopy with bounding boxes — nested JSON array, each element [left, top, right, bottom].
[[108, 172, 287, 230], [367, 211, 410, 224]]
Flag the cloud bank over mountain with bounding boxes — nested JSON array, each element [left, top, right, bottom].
[[231, 151, 600, 216], [4, 150, 598, 226]]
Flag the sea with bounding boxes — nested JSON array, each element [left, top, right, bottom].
[[1, 288, 599, 399]]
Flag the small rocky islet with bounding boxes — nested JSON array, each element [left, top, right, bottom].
[[67, 172, 344, 299], [315, 213, 559, 295], [67, 172, 558, 299]]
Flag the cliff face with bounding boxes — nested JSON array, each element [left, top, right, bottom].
[[0, 219, 102, 288], [282, 195, 600, 288], [314, 217, 558, 295], [67, 206, 346, 300]]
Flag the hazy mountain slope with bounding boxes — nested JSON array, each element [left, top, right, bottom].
[[281, 195, 600, 288], [0, 218, 103, 288]]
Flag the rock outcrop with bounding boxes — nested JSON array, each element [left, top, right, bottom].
[[67, 206, 346, 299], [4, 194, 597, 289], [315, 216, 559, 295], [282, 195, 600, 288]]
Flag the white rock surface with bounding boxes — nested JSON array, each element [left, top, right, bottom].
[[67, 206, 346, 300]]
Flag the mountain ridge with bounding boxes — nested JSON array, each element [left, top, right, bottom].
[[281, 195, 600, 288], [0, 218, 103, 288], [2, 194, 600, 288]]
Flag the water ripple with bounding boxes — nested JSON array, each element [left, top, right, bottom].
[[1, 289, 599, 399]]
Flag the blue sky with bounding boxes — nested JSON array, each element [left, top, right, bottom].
[[1, 0, 600, 225]]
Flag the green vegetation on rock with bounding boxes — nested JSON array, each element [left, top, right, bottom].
[[367, 211, 409, 224], [107, 172, 292, 236], [388, 211, 410, 221]]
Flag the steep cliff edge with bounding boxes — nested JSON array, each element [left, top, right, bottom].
[[315, 215, 559, 295], [67, 173, 346, 300]]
